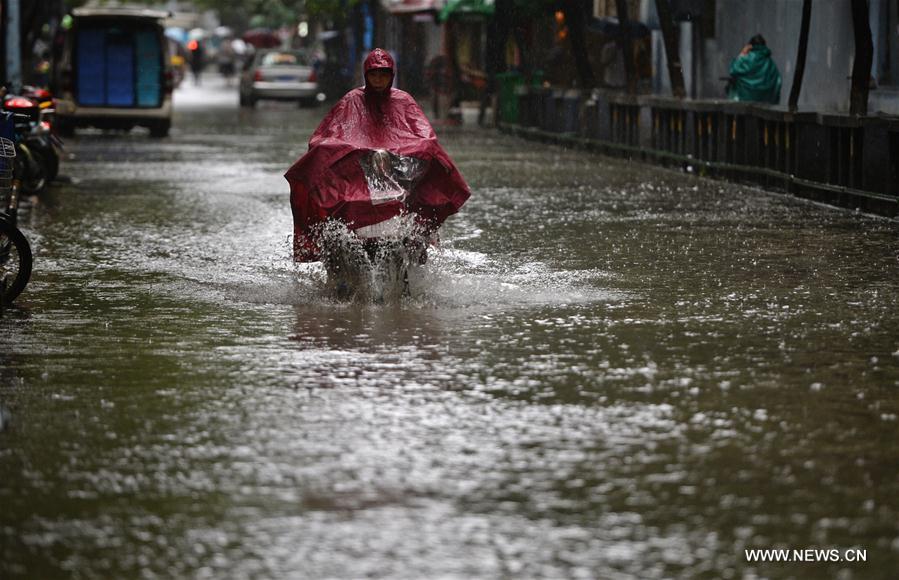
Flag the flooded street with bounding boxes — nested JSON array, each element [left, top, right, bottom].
[[2, 75, 899, 579]]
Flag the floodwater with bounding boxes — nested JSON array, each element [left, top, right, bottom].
[[2, 75, 898, 579]]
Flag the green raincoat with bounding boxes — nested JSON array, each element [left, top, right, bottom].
[[727, 45, 782, 104]]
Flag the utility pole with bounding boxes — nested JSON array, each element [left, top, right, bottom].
[[849, 0, 873, 115], [5, 0, 23, 92], [614, 0, 637, 94], [562, 0, 596, 89], [654, 0, 686, 98], [787, 0, 812, 112]]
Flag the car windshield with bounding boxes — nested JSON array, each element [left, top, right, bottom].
[[259, 51, 308, 67]]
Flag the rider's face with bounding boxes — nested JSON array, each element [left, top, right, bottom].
[[366, 69, 392, 91]]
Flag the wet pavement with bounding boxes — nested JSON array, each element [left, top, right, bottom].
[[2, 74, 898, 579]]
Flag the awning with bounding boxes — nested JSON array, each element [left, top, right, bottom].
[[438, 0, 495, 21], [381, 0, 444, 14]]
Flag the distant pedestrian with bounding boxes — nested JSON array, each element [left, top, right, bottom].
[[727, 34, 782, 104], [217, 39, 237, 84], [188, 39, 205, 86]]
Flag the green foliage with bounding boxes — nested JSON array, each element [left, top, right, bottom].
[[512, 0, 558, 17], [306, 0, 357, 18], [189, 0, 297, 28], [189, 0, 359, 29]]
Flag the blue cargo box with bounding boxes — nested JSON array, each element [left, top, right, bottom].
[[106, 41, 135, 106], [76, 29, 107, 105], [135, 31, 162, 107], [74, 26, 163, 108]]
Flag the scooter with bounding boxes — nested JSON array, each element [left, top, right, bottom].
[[318, 149, 433, 302], [2, 90, 63, 192], [20, 85, 63, 181], [0, 111, 34, 305]]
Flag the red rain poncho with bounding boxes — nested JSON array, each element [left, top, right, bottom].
[[285, 48, 471, 262]]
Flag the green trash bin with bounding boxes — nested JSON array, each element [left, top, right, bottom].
[[496, 71, 523, 124]]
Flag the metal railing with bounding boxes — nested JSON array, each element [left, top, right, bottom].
[[500, 86, 899, 218]]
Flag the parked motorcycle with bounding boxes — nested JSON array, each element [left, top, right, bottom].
[[0, 111, 34, 305], [20, 85, 63, 181], [1, 89, 63, 193]]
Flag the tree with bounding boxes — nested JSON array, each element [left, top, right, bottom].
[[787, 0, 811, 112], [560, 0, 596, 89], [486, 0, 596, 88], [654, 0, 685, 98], [613, 0, 636, 94], [849, 0, 872, 115], [190, 0, 298, 29], [485, 0, 542, 79], [6, 0, 71, 87], [190, 0, 355, 30]]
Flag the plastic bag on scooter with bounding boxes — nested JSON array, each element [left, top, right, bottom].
[[360, 149, 429, 205]]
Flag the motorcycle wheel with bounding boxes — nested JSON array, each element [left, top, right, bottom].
[[18, 145, 49, 195], [364, 239, 412, 302], [44, 147, 60, 182], [24, 137, 59, 182], [321, 230, 370, 301], [56, 121, 75, 138], [0, 218, 33, 304], [149, 120, 171, 138]]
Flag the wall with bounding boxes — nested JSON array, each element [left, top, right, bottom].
[[714, 0, 856, 113], [868, 0, 899, 115]]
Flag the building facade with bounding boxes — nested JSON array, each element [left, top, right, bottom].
[[660, 0, 899, 115]]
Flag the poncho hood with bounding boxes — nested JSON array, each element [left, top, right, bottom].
[[285, 49, 470, 262], [363, 48, 395, 93], [750, 45, 771, 59]]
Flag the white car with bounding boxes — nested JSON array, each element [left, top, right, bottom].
[[239, 50, 320, 108]]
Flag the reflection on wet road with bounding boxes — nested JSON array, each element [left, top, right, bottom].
[[2, 75, 898, 579]]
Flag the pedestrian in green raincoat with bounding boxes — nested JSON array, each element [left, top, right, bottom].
[[727, 34, 782, 104]]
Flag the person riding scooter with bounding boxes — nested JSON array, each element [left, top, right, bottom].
[[285, 48, 471, 268]]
